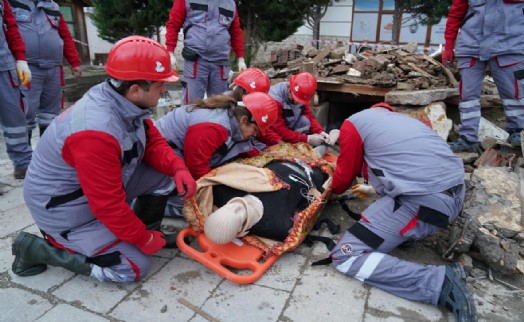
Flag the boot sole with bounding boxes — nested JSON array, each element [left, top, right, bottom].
[[11, 232, 47, 276]]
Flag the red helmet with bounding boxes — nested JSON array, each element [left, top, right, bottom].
[[105, 36, 179, 82], [289, 72, 317, 105], [233, 68, 270, 93], [240, 92, 278, 135]]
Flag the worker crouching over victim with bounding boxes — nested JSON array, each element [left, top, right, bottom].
[[155, 92, 278, 217], [329, 103, 477, 322], [12, 36, 196, 283]]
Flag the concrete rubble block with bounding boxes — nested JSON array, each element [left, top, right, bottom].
[[393, 102, 453, 140], [401, 42, 418, 54], [304, 47, 318, 57], [478, 117, 509, 142], [385, 88, 458, 106], [456, 152, 479, 164], [366, 55, 391, 70], [328, 46, 346, 59], [448, 167, 522, 275]]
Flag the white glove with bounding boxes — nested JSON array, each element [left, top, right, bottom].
[[238, 57, 247, 71], [16, 60, 31, 86], [319, 131, 330, 143], [307, 134, 325, 146], [350, 184, 376, 199], [169, 52, 178, 71]]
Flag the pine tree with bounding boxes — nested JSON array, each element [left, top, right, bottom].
[[91, 0, 172, 43]]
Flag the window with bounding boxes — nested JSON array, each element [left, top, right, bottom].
[[60, 5, 75, 38]]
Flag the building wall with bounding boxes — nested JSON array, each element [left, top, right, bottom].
[[83, 9, 114, 64]]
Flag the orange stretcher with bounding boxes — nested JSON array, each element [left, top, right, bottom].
[[178, 143, 336, 285], [177, 227, 279, 284]]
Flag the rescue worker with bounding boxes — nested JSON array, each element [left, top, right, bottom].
[[165, 0, 246, 104], [443, 0, 524, 152], [9, 0, 82, 137], [268, 72, 330, 147], [154, 92, 278, 216], [329, 103, 476, 322], [12, 36, 197, 283], [0, 0, 32, 179], [226, 67, 283, 148]]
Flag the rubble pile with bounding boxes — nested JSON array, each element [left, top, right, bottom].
[[442, 167, 523, 276], [256, 42, 457, 91]]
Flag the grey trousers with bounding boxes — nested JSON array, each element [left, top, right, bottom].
[[330, 184, 464, 304], [0, 70, 32, 170], [457, 54, 524, 142], [181, 58, 230, 103]]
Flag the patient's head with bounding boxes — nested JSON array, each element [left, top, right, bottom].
[[204, 195, 263, 244]]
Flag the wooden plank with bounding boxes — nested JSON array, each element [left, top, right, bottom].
[[316, 82, 393, 97]]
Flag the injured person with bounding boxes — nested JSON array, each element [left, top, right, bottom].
[[204, 160, 329, 244]]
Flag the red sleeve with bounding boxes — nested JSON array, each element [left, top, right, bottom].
[[58, 15, 80, 68], [258, 128, 282, 146], [229, 5, 244, 58], [3, 0, 26, 61], [62, 131, 151, 247], [142, 119, 189, 176], [165, 0, 186, 52], [444, 0, 469, 44], [270, 102, 308, 143], [184, 123, 229, 180], [302, 104, 324, 134], [331, 120, 364, 194], [241, 148, 260, 158]]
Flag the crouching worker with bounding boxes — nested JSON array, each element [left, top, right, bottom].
[[204, 160, 329, 244], [155, 92, 278, 216], [328, 103, 476, 322], [12, 36, 197, 283], [269, 72, 332, 147]]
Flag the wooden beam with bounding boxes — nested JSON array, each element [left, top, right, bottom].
[[316, 82, 393, 97]]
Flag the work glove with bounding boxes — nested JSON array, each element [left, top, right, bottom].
[[351, 184, 376, 199], [442, 39, 455, 66], [71, 66, 82, 78], [138, 231, 166, 255], [174, 168, 197, 200], [169, 52, 178, 72], [238, 57, 247, 71], [16, 60, 31, 86], [307, 133, 325, 146], [319, 131, 330, 144]]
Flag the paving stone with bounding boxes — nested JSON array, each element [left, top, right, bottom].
[[0, 204, 34, 238], [36, 304, 109, 322], [254, 252, 307, 292], [367, 287, 445, 321], [0, 187, 25, 212], [200, 282, 289, 322], [10, 265, 76, 293], [110, 257, 222, 322], [363, 313, 405, 322], [282, 265, 368, 321], [52, 257, 168, 314], [0, 288, 53, 321], [0, 237, 13, 273]]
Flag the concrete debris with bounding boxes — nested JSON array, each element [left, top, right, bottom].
[[447, 167, 522, 275], [384, 88, 458, 106], [258, 42, 456, 91], [456, 152, 480, 164], [479, 117, 509, 142]]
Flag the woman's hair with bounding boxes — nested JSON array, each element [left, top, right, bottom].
[[188, 94, 254, 124], [229, 85, 247, 102], [109, 78, 152, 95]]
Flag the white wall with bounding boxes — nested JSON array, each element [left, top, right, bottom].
[[295, 0, 353, 38], [84, 9, 113, 64]]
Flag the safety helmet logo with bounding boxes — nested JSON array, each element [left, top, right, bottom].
[[155, 61, 165, 73], [250, 81, 256, 89], [261, 115, 268, 123]]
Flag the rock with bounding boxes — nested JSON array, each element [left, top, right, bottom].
[[456, 152, 479, 164], [478, 117, 509, 142], [402, 42, 418, 54], [470, 267, 487, 278], [459, 254, 474, 269], [424, 102, 453, 140], [385, 88, 458, 106], [305, 47, 318, 57], [475, 229, 519, 275], [517, 260, 524, 274]]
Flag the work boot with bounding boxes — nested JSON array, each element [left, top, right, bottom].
[[448, 136, 481, 153], [13, 168, 27, 180], [133, 194, 178, 249], [12, 232, 92, 277], [507, 130, 522, 147], [438, 263, 477, 322]]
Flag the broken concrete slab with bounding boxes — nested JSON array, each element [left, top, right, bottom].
[[392, 102, 453, 140], [456, 152, 479, 164], [478, 117, 509, 142], [385, 88, 458, 106], [447, 167, 522, 275]]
